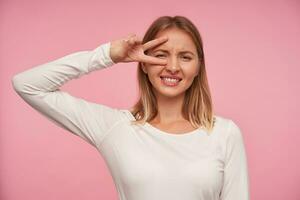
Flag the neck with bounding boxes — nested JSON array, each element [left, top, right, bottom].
[[152, 92, 186, 124]]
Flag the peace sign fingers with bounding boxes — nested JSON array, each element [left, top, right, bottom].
[[142, 36, 168, 52]]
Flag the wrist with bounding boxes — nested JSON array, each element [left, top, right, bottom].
[[109, 42, 120, 64]]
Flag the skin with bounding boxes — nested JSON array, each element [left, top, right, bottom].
[[110, 28, 200, 134]]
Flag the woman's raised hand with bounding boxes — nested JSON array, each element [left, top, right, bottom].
[[109, 33, 168, 65]]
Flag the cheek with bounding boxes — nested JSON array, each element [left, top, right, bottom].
[[182, 64, 199, 79], [145, 68, 161, 85]]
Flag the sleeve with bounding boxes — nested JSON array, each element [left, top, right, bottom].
[[11, 42, 126, 149], [220, 120, 250, 200]]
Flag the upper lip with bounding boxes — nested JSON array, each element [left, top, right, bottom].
[[160, 75, 182, 80]]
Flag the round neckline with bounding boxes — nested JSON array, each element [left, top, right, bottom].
[[144, 122, 202, 137], [124, 109, 206, 137]]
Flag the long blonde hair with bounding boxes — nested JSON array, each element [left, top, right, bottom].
[[129, 15, 215, 134]]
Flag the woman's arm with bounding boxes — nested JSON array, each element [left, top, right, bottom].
[[220, 120, 250, 200], [11, 42, 125, 149]]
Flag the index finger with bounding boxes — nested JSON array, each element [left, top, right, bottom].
[[142, 36, 168, 51], [139, 54, 168, 65]]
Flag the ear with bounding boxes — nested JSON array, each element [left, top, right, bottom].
[[141, 63, 148, 74]]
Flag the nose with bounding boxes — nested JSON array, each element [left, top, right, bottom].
[[165, 56, 180, 73]]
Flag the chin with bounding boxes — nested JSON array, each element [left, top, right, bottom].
[[154, 87, 186, 98]]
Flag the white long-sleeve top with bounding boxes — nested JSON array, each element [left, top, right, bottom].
[[12, 42, 250, 200]]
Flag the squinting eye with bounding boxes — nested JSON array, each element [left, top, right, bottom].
[[155, 54, 165, 58], [182, 56, 191, 60]]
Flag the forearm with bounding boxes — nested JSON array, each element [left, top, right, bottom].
[[12, 42, 115, 94]]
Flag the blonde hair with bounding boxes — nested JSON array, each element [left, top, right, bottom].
[[129, 15, 215, 134]]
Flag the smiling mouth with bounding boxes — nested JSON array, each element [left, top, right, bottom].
[[160, 76, 182, 86]]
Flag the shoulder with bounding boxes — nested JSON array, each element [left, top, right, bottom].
[[83, 101, 131, 125], [212, 115, 246, 159], [119, 109, 136, 121], [212, 114, 243, 140]]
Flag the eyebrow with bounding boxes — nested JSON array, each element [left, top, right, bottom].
[[153, 49, 195, 56]]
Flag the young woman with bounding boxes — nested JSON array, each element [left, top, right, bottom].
[[12, 16, 249, 200]]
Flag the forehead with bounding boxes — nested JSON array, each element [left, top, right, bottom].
[[151, 28, 197, 52]]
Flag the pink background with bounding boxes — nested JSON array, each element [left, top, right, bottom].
[[1, 0, 299, 199]]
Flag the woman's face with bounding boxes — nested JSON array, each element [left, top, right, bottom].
[[142, 27, 199, 99]]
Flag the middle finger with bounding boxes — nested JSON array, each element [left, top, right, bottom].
[[142, 36, 168, 51]]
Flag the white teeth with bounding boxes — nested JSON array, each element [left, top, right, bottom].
[[162, 77, 180, 82]]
